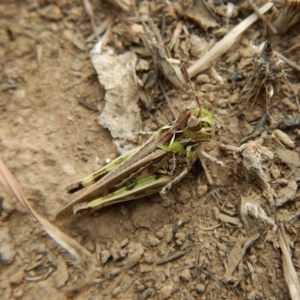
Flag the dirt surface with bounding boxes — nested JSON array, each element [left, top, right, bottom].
[[1, 1, 300, 300]]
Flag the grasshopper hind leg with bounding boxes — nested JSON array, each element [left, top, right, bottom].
[[160, 150, 200, 203], [159, 167, 190, 202]]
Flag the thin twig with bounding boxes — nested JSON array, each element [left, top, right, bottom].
[[187, 2, 273, 78], [275, 51, 300, 73], [63, 74, 93, 91], [284, 42, 300, 54], [168, 22, 183, 50], [156, 250, 187, 265], [83, 0, 99, 40], [198, 151, 213, 185], [278, 224, 300, 300], [159, 82, 178, 119], [78, 98, 99, 112], [198, 224, 221, 231], [248, 0, 277, 34]]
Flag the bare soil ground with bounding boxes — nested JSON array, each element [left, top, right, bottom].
[[0, 1, 300, 300]]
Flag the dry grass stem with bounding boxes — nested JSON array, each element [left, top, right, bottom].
[[0, 160, 96, 292], [141, 19, 186, 89], [187, 2, 273, 78], [278, 225, 300, 300], [248, 0, 277, 34]]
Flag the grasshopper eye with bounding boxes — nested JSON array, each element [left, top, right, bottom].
[[187, 115, 202, 132]]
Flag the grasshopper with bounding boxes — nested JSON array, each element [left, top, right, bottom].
[[56, 95, 214, 220]]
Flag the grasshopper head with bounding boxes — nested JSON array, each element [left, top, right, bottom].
[[183, 107, 214, 141], [155, 106, 214, 157]]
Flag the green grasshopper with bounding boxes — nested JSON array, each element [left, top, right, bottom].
[[56, 96, 214, 220]]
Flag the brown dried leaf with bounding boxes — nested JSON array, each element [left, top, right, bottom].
[[140, 19, 186, 90], [174, 0, 219, 31], [223, 233, 260, 283]]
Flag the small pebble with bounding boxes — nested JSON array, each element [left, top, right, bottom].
[[179, 269, 191, 282], [154, 282, 162, 290], [136, 59, 149, 71], [136, 284, 145, 292], [112, 286, 121, 297], [163, 266, 170, 278], [62, 164, 76, 176], [39, 5, 63, 21], [196, 74, 210, 84], [195, 283, 206, 293], [270, 165, 280, 180], [175, 232, 185, 239], [164, 225, 174, 243], [12, 283, 25, 299], [0, 227, 16, 264], [178, 189, 190, 204], [277, 148, 299, 167], [123, 242, 144, 269], [85, 239, 95, 252], [143, 252, 154, 264], [111, 244, 120, 261], [228, 92, 240, 104], [1, 197, 15, 217], [70, 58, 84, 71], [10, 270, 24, 285], [147, 234, 160, 246], [282, 97, 298, 111], [53, 255, 69, 289], [139, 262, 152, 273], [120, 238, 129, 248], [155, 228, 164, 239], [160, 285, 173, 299], [218, 99, 229, 108], [141, 288, 154, 300], [274, 129, 295, 148], [110, 268, 121, 277], [197, 184, 208, 198], [100, 250, 110, 264], [13, 89, 26, 101], [119, 249, 128, 258]]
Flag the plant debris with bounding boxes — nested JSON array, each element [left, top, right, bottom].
[[1, 1, 300, 299]]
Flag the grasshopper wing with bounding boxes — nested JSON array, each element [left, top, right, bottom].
[[56, 135, 167, 220]]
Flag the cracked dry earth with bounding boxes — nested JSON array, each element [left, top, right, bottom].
[[1, 1, 300, 300]]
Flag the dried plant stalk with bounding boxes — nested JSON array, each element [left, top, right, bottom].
[[0, 160, 96, 293], [278, 224, 300, 300], [187, 2, 273, 77], [272, 0, 300, 34], [233, 42, 299, 115], [140, 19, 186, 89]]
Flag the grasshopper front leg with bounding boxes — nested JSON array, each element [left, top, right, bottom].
[[159, 152, 198, 202], [159, 168, 191, 202]]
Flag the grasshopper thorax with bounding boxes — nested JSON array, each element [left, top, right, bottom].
[[155, 106, 214, 157], [181, 107, 214, 141]]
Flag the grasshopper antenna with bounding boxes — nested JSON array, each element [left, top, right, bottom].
[[181, 64, 202, 113]]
